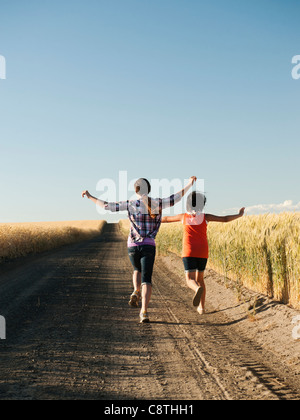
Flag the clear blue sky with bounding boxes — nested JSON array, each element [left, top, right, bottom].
[[0, 0, 299, 222]]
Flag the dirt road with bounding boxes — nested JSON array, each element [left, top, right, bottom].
[[0, 224, 300, 400]]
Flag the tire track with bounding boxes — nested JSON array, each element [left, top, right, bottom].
[[155, 288, 232, 400], [154, 259, 300, 400]]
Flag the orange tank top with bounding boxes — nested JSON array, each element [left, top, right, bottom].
[[182, 213, 209, 259]]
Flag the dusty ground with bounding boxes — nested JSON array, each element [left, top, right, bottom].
[[0, 223, 300, 400]]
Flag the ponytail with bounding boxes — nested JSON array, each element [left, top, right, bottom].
[[134, 178, 161, 219], [147, 197, 161, 219]]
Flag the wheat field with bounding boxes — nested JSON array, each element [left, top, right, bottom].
[[0, 220, 106, 263], [207, 213, 300, 309], [120, 213, 300, 309]]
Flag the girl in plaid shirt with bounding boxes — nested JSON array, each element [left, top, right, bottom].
[[82, 176, 196, 323]]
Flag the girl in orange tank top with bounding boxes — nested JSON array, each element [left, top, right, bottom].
[[162, 191, 245, 315], [182, 212, 209, 259]]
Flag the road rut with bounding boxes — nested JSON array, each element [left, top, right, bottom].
[[0, 224, 299, 400]]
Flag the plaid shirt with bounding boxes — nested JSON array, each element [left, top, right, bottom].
[[105, 193, 182, 243]]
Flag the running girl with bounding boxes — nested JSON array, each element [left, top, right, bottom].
[[82, 176, 196, 323], [162, 192, 245, 315]]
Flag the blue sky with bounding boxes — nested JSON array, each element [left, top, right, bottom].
[[0, 0, 299, 222]]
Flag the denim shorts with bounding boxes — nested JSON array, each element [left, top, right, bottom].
[[183, 257, 208, 273], [128, 245, 156, 285]]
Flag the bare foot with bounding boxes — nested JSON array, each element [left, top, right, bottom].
[[197, 306, 206, 315]]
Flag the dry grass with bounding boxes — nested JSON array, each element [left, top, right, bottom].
[[207, 213, 300, 308], [119, 219, 130, 239], [0, 220, 106, 263], [119, 213, 300, 309]]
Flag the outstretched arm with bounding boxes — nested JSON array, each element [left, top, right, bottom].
[[82, 190, 128, 212], [206, 208, 245, 223], [82, 190, 107, 208], [162, 176, 197, 210], [162, 214, 184, 223], [178, 176, 197, 198]]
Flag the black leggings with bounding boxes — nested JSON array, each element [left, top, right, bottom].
[[128, 245, 156, 285]]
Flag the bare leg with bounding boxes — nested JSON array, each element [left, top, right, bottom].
[[185, 271, 200, 293], [196, 271, 206, 312], [141, 283, 152, 313], [129, 271, 142, 307], [133, 271, 141, 293]]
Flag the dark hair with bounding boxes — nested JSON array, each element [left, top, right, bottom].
[[186, 192, 207, 214], [134, 178, 151, 196], [134, 178, 159, 219]]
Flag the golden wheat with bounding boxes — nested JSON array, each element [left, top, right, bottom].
[[207, 213, 300, 308], [0, 220, 106, 263], [120, 213, 300, 309]]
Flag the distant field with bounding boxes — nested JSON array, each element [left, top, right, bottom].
[[120, 213, 300, 309], [0, 220, 106, 263]]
